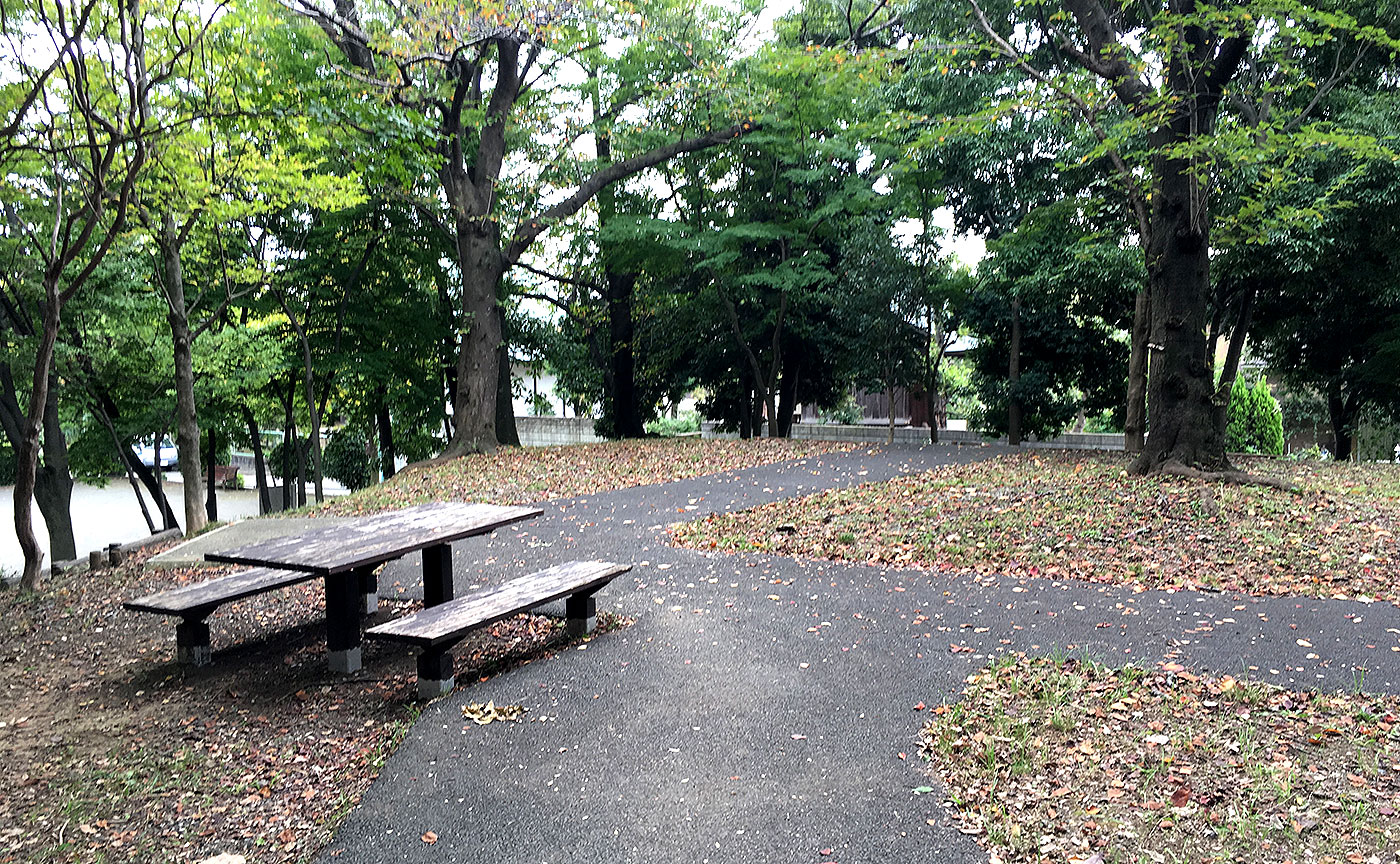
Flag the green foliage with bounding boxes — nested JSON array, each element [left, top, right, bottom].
[[941, 360, 981, 422], [266, 439, 308, 484], [964, 200, 1138, 440], [817, 397, 864, 425], [1226, 376, 1286, 456], [0, 441, 14, 485], [323, 428, 374, 492], [645, 411, 701, 437]]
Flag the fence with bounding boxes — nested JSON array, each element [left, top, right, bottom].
[[703, 421, 1126, 451]]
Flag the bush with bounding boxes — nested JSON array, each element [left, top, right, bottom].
[[266, 439, 308, 483], [1225, 375, 1285, 456], [0, 442, 14, 485], [323, 428, 374, 491], [645, 411, 701, 437], [818, 396, 863, 425]]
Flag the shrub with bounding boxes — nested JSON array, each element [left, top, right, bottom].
[[1225, 375, 1285, 456], [645, 411, 701, 437], [0, 442, 14, 485], [323, 428, 374, 491], [818, 396, 863, 425], [266, 439, 308, 483]]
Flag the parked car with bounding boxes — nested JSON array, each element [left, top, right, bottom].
[[136, 438, 179, 469]]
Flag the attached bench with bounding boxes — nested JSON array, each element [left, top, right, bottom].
[[124, 566, 381, 666], [365, 560, 630, 699]]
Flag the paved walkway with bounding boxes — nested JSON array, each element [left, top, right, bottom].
[[303, 443, 1400, 864]]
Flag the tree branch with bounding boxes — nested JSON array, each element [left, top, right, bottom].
[[504, 121, 756, 263]]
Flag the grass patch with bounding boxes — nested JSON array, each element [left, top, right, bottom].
[[672, 451, 1400, 602], [920, 655, 1400, 863], [314, 438, 852, 517]]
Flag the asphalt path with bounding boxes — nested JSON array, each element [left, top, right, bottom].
[[313, 443, 1400, 864]]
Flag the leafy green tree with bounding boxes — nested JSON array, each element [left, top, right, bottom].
[[1225, 375, 1285, 456], [1234, 89, 1400, 461], [964, 199, 1138, 441], [0, 0, 201, 588], [288, 0, 759, 456], [961, 0, 1400, 476]]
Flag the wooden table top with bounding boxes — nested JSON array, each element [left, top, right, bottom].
[[203, 502, 543, 576]]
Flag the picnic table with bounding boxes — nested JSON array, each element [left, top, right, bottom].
[[202, 501, 542, 672]]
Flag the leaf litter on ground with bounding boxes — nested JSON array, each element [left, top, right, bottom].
[[671, 451, 1400, 603], [313, 438, 853, 517], [0, 545, 623, 864], [920, 654, 1400, 863]]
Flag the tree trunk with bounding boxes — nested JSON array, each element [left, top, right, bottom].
[[281, 297, 324, 504], [90, 400, 155, 534], [205, 427, 217, 522], [441, 225, 504, 458], [281, 378, 295, 511], [591, 98, 647, 438], [241, 404, 271, 515], [1327, 387, 1355, 462], [1007, 297, 1023, 447], [375, 390, 396, 480], [495, 306, 521, 447], [887, 379, 896, 446], [159, 214, 207, 536], [776, 358, 799, 438], [32, 386, 76, 564], [605, 267, 644, 438], [1131, 96, 1230, 475], [1124, 290, 1150, 453]]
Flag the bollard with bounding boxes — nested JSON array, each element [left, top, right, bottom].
[[88, 550, 105, 571], [107, 543, 125, 567]]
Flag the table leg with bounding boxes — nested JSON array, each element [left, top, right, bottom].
[[357, 566, 379, 614], [565, 592, 597, 638], [176, 618, 212, 666], [325, 574, 362, 673], [423, 543, 453, 607]]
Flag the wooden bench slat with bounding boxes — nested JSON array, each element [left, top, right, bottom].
[[204, 502, 542, 575], [366, 561, 631, 648], [123, 567, 318, 617]]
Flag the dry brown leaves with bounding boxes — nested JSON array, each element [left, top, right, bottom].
[[0, 546, 587, 863], [314, 438, 854, 517], [920, 655, 1400, 863], [672, 451, 1400, 602]]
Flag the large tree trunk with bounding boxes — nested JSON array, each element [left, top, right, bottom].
[[442, 225, 504, 457], [1124, 290, 1150, 453], [33, 385, 76, 564], [1007, 297, 1023, 447], [605, 267, 644, 438], [1132, 108, 1229, 474], [495, 306, 521, 447], [13, 293, 64, 589], [2, 364, 77, 568], [592, 88, 647, 440], [159, 214, 207, 536], [376, 394, 396, 480]]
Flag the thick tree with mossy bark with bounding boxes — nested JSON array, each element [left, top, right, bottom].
[[964, 0, 1399, 477], [286, 0, 757, 456]]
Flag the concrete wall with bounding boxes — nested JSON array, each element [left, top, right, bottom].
[[516, 416, 606, 447], [702, 421, 1125, 451]]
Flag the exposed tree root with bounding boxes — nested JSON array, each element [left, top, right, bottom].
[[1155, 460, 1300, 493]]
